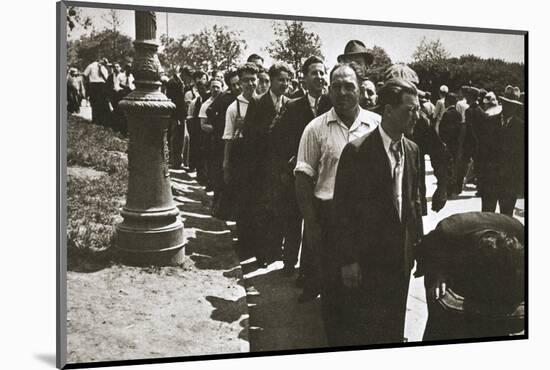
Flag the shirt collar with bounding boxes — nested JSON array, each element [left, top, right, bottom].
[[307, 93, 318, 108], [269, 89, 283, 107], [326, 107, 376, 131], [379, 123, 404, 154], [237, 94, 250, 104]]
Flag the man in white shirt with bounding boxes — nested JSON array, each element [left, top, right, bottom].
[[294, 62, 380, 343], [83, 58, 110, 125], [222, 62, 259, 262], [456, 85, 470, 124], [434, 84, 448, 134]]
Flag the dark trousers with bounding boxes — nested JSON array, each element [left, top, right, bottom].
[[481, 192, 517, 216], [280, 179, 304, 268], [168, 118, 185, 168], [315, 199, 410, 346], [88, 82, 110, 126], [187, 118, 203, 172]]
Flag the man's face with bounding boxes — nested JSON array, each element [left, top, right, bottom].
[[305, 63, 325, 94], [210, 82, 222, 98], [239, 72, 257, 97], [270, 71, 291, 97], [388, 93, 420, 136], [114, 64, 121, 73], [329, 66, 360, 113], [360, 81, 377, 108], [195, 74, 208, 86], [214, 71, 224, 82], [228, 75, 241, 96], [256, 72, 270, 95]]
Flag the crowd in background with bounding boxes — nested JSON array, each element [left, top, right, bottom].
[[67, 40, 525, 345]]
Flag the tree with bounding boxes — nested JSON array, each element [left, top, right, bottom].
[[66, 6, 92, 35], [412, 37, 451, 65], [158, 25, 247, 73], [265, 21, 323, 73], [67, 30, 134, 71], [365, 45, 392, 83]]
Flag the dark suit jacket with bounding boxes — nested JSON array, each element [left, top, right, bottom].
[[333, 127, 424, 286], [272, 94, 332, 170]]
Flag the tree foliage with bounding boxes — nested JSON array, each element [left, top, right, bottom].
[[158, 25, 247, 73], [67, 6, 92, 34], [365, 45, 392, 83], [67, 30, 134, 71], [408, 37, 524, 97], [265, 21, 323, 73], [412, 37, 451, 66]]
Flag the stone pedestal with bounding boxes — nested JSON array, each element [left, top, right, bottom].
[[115, 11, 184, 266]]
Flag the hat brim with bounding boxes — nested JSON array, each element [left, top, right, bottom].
[[499, 96, 524, 106], [337, 52, 374, 65]]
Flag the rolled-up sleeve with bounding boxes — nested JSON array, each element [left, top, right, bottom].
[[222, 104, 236, 140], [294, 122, 319, 178]]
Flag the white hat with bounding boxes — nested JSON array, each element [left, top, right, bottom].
[[440, 85, 449, 93]]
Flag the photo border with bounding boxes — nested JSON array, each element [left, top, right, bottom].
[[57, 1, 529, 368]]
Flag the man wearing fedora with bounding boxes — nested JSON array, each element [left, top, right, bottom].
[[477, 89, 524, 215], [337, 40, 374, 77]]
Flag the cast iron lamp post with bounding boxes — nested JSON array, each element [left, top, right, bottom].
[[116, 11, 184, 265]]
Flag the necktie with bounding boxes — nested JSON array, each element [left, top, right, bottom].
[[390, 140, 403, 220]]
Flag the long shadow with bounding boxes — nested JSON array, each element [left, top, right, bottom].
[[205, 296, 248, 323], [242, 264, 329, 353]]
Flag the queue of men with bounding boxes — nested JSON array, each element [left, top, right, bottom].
[[68, 42, 525, 346], [67, 58, 135, 132]]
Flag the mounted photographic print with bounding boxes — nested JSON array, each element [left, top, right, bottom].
[[57, 0, 527, 368]]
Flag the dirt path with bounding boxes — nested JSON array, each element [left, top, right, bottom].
[[66, 170, 248, 364]]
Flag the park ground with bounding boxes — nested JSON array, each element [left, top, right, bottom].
[[65, 107, 525, 364]]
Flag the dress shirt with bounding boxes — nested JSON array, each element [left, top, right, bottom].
[[269, 90, 285, 113], [380, 124, 405, 219], [294, 107, 381, 200], [456, 99, 470, 123], [83, 61, 108, 83], [223, 94, 250, 139], [307, 93, 320, 117]]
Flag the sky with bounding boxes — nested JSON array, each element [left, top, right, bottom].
[[68, 6, 525, 68]]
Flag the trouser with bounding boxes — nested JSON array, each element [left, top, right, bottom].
[[187, 118, 202, 171], [315, 198, 410, 346], [88, 82, 110, 125], [168, 117, 185, 168], [280, 179, 303, 269], [481, 192, 518, 216]]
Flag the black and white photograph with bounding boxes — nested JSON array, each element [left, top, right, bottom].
[[55, 0, 531, 367]]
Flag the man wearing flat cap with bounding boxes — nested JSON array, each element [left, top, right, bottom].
[[415, 212, 524, 340], [337, 40, 374, 77]]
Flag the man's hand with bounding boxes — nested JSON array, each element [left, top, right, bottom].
[[341, 262, 362, 289], [426, 274, 447, 301], [431, 187, 448, 212]]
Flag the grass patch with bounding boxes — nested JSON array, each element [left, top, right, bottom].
[[67, 116, 128, 270]]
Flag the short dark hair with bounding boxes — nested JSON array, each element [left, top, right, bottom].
[[301, 55, 325, 76], [268, 61, 294, 79], [377, 78, 418, 107], [445, 92, 458, 107], [223, 68, 239, 86], [329, 62, 364, 86], [192, 70, 208, 81], [257, 65, 268, 75], [467, 230, 524, 307], [237, 62, 259, 78], [179, 65, 193, 77], [247, 54, 264, 63]]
